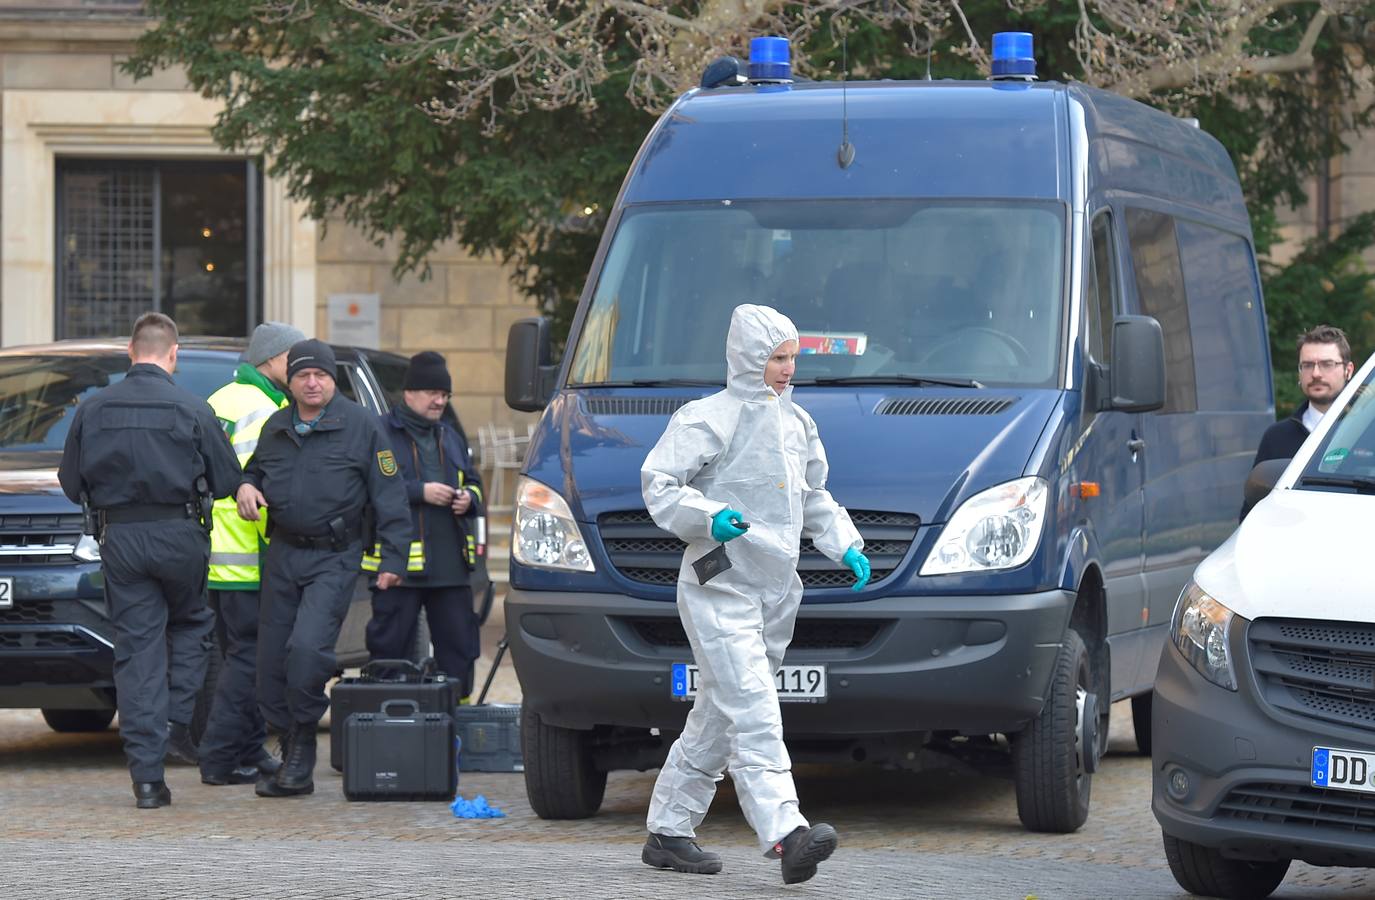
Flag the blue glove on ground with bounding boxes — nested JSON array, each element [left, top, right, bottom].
[[451, 793, 506, 819], [843, 547, 871, 591], [710, 507, 749, 543]]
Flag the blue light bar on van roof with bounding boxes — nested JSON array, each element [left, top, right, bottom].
[[749, 36, 791, 82], [991, 32, 1036, 79]]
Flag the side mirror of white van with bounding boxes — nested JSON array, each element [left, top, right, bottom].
[[506, 317, 558, 411], [1240, 457, 1290, 520], [1106, 315, 1166, 413]]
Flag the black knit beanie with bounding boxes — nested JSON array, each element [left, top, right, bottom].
[[404, 351, 452, 393], [286, 339, 337, 381]]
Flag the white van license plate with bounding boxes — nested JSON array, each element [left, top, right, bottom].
[[671, 663, 826, 702], [0, 576, 11, 609], [1311, 746, 1375, 794]]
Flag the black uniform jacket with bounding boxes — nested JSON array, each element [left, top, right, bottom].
[[243, 393, 411, 577], [58, 363, 241, 508], [379, 406, 485, 577], [1252, 402, 1311, 468]]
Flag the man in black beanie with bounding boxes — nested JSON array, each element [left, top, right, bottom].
[[236, 338, 411, 797], [365, 351, 486, 699]]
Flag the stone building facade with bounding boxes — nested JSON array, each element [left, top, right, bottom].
[[0, 1, 537, 434]]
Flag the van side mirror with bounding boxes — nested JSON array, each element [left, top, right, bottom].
[[505, 317, 557, 412], [1106, 315, 1165, 412], [1241, 457, 1290, 520]]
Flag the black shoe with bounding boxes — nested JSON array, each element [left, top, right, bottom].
[[201, 765, 260, 786], [165, 722, 199, 766], [133, 781, 172, 809], [245, 749, 282, 777], [641, 833, 723, 875], [254, 771, 315, 797], [256, 724, 315, 797], [770, 824, 838, 885]]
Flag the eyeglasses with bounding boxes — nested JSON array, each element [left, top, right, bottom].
[[418, 390, 452, 401], [1299, 360, 1346, 374]]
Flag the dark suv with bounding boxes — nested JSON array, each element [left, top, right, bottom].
[[0, 337, 489, 736]]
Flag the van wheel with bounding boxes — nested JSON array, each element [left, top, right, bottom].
[[1131, 692, 1153, 756], [1012, 629, 1094, 833], [1163, 830, 1289, 899], [521, 706, 606, 819], [41, 708, 116, 733]]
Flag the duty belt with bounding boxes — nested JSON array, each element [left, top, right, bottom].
[[274, 523, 361, 552], [101, 502, 197, 525]]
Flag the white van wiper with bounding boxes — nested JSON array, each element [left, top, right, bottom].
[[578, 379, 723, 387], [1298, 474, 1375, 494], [803, 375, 984, 388]]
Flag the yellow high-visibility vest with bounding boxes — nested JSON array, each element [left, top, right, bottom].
[[207, 377, 285, 589]]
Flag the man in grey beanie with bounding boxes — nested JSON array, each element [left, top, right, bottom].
[[197, 321, 304, 785]]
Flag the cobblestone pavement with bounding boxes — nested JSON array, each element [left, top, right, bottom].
[[1, 621, 1370, 899]]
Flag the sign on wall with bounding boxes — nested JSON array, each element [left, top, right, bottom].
[[327, 293, 380, 349]]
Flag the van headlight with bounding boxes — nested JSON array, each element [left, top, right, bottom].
[[73, 534, 101, 562], [920, 476, 1048, 575], [1171, 581, 1237, 691], [512, 476, 594, 573]]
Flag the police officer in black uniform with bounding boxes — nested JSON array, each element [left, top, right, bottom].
[[237, 339, 410, 797], [58, 312, 242, 810]]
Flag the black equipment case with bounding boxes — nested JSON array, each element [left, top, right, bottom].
[[343, 699, 456, 801], [453, 638, 524, 773], [329, 658, 456, 771]]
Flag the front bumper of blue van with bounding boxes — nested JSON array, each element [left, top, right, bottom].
[[506, 586, 1074, 736]]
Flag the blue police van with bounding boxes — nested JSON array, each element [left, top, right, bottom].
[[503, 34, 1273, 832]]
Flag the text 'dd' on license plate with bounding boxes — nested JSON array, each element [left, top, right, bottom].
[[0, 576, 11, 609], [1312, 746, 1375, 794], [671, 663, 826, 702]]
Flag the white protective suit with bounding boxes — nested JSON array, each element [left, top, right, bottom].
[[641, 303, 863, 851]]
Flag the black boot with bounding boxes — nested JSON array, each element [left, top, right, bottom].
[[201, 765, 260, 786], [642, 833, 724, 875], [245, 745, 282, 778], [769, 824, 838, 885], [165, 722, 199, 766], [256, 724, 315, 797], [133, 781, 172, 809]]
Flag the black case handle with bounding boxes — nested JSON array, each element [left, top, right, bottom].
[[380, 699, 421, 718], [360, 657, 437, 683]]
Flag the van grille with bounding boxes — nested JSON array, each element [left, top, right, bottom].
[[1249, 618, 1375, 730], [624, 617, 887, 650], [0, 600, 55, 624], [1219, 782, 1375, 833], [584, 397, 695, 416], [0, 514, 83, 564], [598, 509, 920, 591], [875, 397, 1016, 416]]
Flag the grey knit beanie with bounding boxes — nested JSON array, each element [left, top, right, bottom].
[[244, 321, 306, 367]]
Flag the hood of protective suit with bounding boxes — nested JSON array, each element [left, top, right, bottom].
[[726, 304, 798, 400]]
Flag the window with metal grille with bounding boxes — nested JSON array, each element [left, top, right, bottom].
[[56, 159, 262, 338]]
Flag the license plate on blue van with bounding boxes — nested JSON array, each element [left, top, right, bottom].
[[1311, 746, 1375, 794], [671, 663, 826, 702]]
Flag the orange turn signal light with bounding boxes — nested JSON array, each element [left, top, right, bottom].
[[1076, 482, 1100, 499]]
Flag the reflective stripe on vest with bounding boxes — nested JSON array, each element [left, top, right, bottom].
[[361, 540, 426, 573], [207, 380, 286, 587]]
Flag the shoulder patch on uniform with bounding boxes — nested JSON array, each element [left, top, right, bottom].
[[377, 449, 398, 476]]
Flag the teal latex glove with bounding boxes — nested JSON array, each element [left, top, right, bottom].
[[843, 547, 871, 591], [710, 507, 749, 543]]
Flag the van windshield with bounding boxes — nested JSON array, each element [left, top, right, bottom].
[[567, 200, 1065, 387], [1296, 365, 1375, 495]]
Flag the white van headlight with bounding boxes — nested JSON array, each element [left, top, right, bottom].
[[512, 476, 594, 573], [1171, 581, 1237, 691], [920, 476, 1048, 575]]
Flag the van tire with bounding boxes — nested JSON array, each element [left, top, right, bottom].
[[1162, 830, 1290, 899], [1131, 692, 1153, 755], [1012, 628, 1092, 833], [521, 706, 606, 819], [41, 708, 115, 733]]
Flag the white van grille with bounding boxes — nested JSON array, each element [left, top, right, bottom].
[[1250, 618, 1375, 731]]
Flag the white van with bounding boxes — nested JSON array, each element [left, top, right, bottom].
[[1152, 349, 1375, 898]]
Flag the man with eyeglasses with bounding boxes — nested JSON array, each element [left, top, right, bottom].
[[1253, 324, 1355, 467], [364, 351, 486, 701]]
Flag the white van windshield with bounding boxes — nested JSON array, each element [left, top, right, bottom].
[[567, 200, 1066, 387], [1297, 365, 1375, 494]]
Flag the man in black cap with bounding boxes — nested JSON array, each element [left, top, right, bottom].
[[58, 312, 242, 809], [236, 338, 410, 797], [365, 351, 486, 699]]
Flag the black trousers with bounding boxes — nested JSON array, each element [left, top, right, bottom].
[[257, 539, 359, 729], [198, 589, 269, 774], [100, 518, 213, 784], [366, 584, 479, 698]]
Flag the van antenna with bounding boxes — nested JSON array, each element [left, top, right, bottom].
[[837, 24, 855, 169]]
